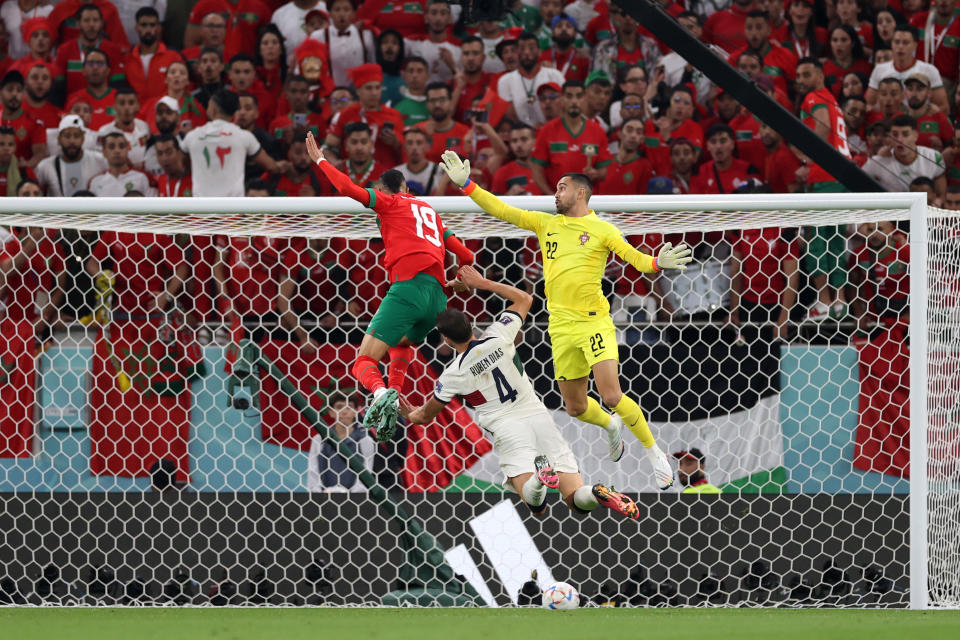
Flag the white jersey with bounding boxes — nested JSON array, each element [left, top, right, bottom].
[[434, 310, 547, 434], [497, 67, 566, 127], [97, 119, 152, 166], [181, 119, 261, 197], [862, 146, 946, 192], [88, 168, 157, 197], [406, 37, 461, 84], [310, 23, 376, 87], [271, 0, 329, 55], [35, 151, 108, 197], [868, 59, 944, 90]]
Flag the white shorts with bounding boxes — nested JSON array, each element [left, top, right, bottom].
[[489, 411, 579, 483]]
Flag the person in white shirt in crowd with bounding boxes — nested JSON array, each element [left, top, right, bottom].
[[0, 0, 53, 59], [36, 115, 107, 196], [97, 87, 151, 167], [114, 0, 166, 46], [309, 0, 375, 87], [392, 127, 439, 195], [407, 0, 461, 84], [180, 89, 288, 197], [866, 24, 949, 112], [143, 96, 183, 176], [271, 0, 328, 55], [88, 132, 157, 196], [307, 393, 375, 493], [497, 31, 564, 127], [862, 114, 947, 198]]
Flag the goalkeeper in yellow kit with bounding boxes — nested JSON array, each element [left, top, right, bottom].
[[439, 151, 692, 489]]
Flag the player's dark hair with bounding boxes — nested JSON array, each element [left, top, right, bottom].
[[115, 85, 138, 99], [152, 133, 181, 151], [562, 79, 584, 93], [380, 169, 406, 194], [211, 89, 239, 116], [0, 125, 14, 137], [402, 55, 429, 70], [797, 56, 822, 69], [136, 7, 159, 21], [890, 114, 917, 130], [15, 178, 41, 195], [562, 173, 592, 201], [229, 52, 257, 68], [343, 121, 371, 139], [910, 176, 935, 189], [436, 309, 473, 344], [76, 3, 102, 20]]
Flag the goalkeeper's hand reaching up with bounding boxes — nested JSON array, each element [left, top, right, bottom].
[[439, 150, 471, 187], [656, 242, 693, 271]]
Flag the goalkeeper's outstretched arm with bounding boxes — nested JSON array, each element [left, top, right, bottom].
[[606, 236, 694, 274], [439, 150, 547, 233]]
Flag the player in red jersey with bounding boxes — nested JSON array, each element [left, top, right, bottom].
[[305, 131, 475, 438]]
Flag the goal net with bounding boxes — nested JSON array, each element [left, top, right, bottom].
[[0, 193, 955, 608]]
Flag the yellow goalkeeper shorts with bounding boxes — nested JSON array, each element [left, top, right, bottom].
[[548, 315, 619, 381]]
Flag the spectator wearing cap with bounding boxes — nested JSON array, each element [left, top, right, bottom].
[[726, 10, 798, 97], [597, 117, 653, 195], [491, 121, 541, 196], [497, 31, 565, 128], [0, 0, 53, 60], [186, 0, 270, 57], [903, 73, 954, 152], [673, 449, 721, 494], [324, 63, 405, 169], [643, 85, 704, 177], [583, 70, 613, 133], [35, 114, 107, 196], [96, 86, 150, 167], [867, 24, 949, 113], [65, 48, 116, 130], [406, 0, 460, 84], [272, 0, 329, 55], [180, 89, 289, 197], [0, 70, 46, 168], [536, 81, 562, 121], [530, 80, 610, 194], [539, 13, 589, 83], [691, 124, 761, 194], [776, 0, 827, 58], [392, 57, 431, 127], [140, 60, 207, 137], [10, 17, 64, 86], [416, 81, 469, 163], [55, 3, 125, 96], [123, 7, 185, 103], [46, 0, 129, 50], [863, 114, 947, 198], [704, 0, 753, 51], [910, 0, 960, 99], [88, 131, 156, 196], [310, 0, 376, 88], [591, 3, 660, 86], [758, 120, 803, 193]]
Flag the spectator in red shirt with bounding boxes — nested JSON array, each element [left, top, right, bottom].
[[182, 10, 234, 79], [124, 7, 184, 102], [644, 85, 704, 176], [264, 127, 329, 196], [254, 24, 287, 94], [0, 126, 37, 196], [452, 36, 489, 121], [0, 70, 45, 168], [341, 121, 390, 188], [323, 63, 405, 170], [667, 137, 698, 194], [47, 0, 129, 50], [704, 0, 754, 52], [270, 75, 326, 145], [11, 17, 64, 87], [597, 116, 653, 195], [850, 220, 910, 333], [491, 121, 542, 195], [226, 53, 275, 129], [139, 60, 207, 136], [728, 10, 798, 96], [154, 134, 192, 197], [540, 13, 590, 82], [823, 25, 873, 96], [583, 70, 613, 132], [55, 3, 125, 96], [759, 120, 803, 192], [835, 0, 874, 51], [416, 81, 470, 163], [690, 123, 762, 194], [777, 0, 827, 58], [903, 72, 954, 151], [66, 48, 116, 130], [185, 0, 270, 57], [530, 79, 611, 193]]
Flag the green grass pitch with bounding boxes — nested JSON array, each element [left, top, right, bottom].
[[4, 608, 960, 640]]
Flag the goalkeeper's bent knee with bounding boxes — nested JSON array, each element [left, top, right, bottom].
[[575, 396, 612, 429], [611, 395, 655, 448]]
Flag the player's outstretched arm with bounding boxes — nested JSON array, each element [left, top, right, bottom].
[[399, 396, 445, 424], [455, 264, 533, 321], [306, 131, 373, 207], [606, 234, 693, 273], [439, 150, 546, 234]]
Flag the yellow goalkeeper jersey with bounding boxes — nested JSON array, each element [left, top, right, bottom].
[[464, 183, 658, 322]]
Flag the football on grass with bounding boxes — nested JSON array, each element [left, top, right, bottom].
[[542, 582, 580, 609]]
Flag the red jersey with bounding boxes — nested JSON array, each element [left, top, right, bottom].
[[9, 57, 64, 85], [912, 11, 960, 83], [596, 154, 654, 195], [727, 42, 798, 95], [733, 228, 800, 305], [0, 166, 36, 197], [68, 87, 117, 130], [774, 25, 829, 58], [454, 73, 494, 122], [359, 0, 426, 39], [292, 248, 344, 317], [365, 189, 450, 285], [55, 38, 126, 96], [916, 111, 955, 150], [156, 174, 193, 197], [764, 143, 802, 194], [729, 112, 767, 174], [800, 88, 851, 184], [853, 235, 910, 319], [538, 48, 590, 82], [491, 160, 543, 195], [266, 169, 332, 197], [47, 0, 129, 49], [188, 0, 271, 56], [0, 228, 65, 322], [216, 235, 303, 317], [690, 158, 761, 194], [415, 121, 470, 163], [532, 116, 612, 187], [23, 101, 62, 130], [329, 103, 406, 167], [822, 58, 873, 96], [124, 44, 185, 101], [643, 118, 704, 177], [704, 5, 751, 51], [0, 109, 44, 162], [90, 232, 184, 315], [269, 112, 327, 141], [347, 238, 389, 319]]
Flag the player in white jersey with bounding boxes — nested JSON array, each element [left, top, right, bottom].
[[400, 266, 638, 519]]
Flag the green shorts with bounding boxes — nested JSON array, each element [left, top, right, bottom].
[[367, 273, 448, 347], [802, 182, 849, 288]]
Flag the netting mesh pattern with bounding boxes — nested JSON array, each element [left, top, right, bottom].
[[0, 202, 951, 607]]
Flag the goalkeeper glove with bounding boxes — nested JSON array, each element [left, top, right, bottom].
[[656, 242, 693, 271], [439, 150, 471, 188]]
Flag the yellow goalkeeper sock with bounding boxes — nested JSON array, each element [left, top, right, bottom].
[[575, 396, 612, 429], [612, 395, 655, 448]]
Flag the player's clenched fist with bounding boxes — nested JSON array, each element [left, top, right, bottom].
[[656, 242, 693, 271], [439, 150, 471, 187]]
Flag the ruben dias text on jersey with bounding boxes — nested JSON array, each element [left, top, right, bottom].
[[469, 347, 505, 377]]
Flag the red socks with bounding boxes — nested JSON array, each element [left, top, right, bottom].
[[387, 346, 414, 392], [352, 355, 385, 394]]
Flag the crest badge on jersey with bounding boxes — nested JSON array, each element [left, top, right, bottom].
[[579, 232, 590, 246]]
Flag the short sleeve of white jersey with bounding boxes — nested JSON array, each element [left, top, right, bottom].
[[180, 128, 197, 155], [482, 310, 523, 346]]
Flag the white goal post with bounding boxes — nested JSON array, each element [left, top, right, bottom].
[[0, 192, 955, 609]]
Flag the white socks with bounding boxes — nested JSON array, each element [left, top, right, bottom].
[[373, 387, 387, 400], [521, 474, 547, 508], [573, 485, 598, 511]]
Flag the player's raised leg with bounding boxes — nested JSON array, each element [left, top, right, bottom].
[[556, 376, 625, 462], [351, 332, 398, 433], [557, 472, 638, 520], [509, 468, 551, 516]]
